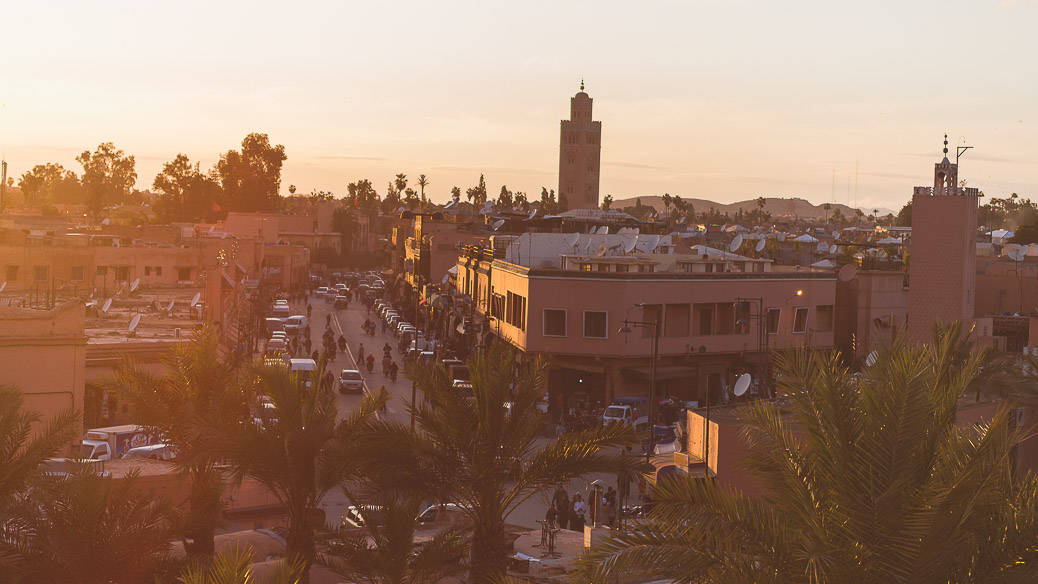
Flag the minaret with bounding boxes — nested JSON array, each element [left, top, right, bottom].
[[908, 134, 979, 343], [558, 80, 602, 210]]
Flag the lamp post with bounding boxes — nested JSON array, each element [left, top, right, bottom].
[[619, 305, 661, 463]]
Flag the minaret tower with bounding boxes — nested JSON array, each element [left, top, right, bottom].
[[908, 134, 979, 343], [558, 80, 602, 210]]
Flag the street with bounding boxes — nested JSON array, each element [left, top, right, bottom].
[[293, 292, 634, 531]]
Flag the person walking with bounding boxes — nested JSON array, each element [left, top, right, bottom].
[[366, 354, 375, 373], [571, 494, 586, 532], [605, 486, 617, 527], [356, 344, 365, 364], [306, 303, 312, 318], [389, 361, 398, 382]]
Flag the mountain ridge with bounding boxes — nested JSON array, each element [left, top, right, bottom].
[[610, 195, 896, 219]]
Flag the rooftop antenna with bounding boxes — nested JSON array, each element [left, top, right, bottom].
[[956, 135, 973, 166]]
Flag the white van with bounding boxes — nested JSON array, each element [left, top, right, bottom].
[[288, 358, 317, 373]]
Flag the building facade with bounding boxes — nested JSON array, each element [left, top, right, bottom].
[[558, 82, 602, 211]]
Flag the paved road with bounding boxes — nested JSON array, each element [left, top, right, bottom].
[[293, 293, 634, 530]]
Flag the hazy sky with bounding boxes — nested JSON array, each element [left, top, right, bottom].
[[2, 0, 1037, 212]]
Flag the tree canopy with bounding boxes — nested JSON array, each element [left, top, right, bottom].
[[215, 133, 287, 212]]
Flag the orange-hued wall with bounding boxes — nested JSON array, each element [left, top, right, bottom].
[[0, 301, 86, 434]]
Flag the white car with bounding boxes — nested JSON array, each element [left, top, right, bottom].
[[283, 315, 308, 333], [339, 369, 364, 394], [316, 286, 330, 296], [121, 443, 176, 461], [341, 505, 383, 529]]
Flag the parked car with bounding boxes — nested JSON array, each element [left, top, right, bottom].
[[316, 286, 330, 296], [339, 369, 364, 394], [643, 425, 680, 455], [283, 315, 308, 334], [271, 304, 290, 316], [121, 443, 177, 461]]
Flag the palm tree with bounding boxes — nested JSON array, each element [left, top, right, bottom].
[[450, 186, 461, 204], [581, 324, 1038, 584], [178, 547, 304, 584], [394, 174, 407, 196], [416, 174, 429, 204], [320, 491, 465, 584], [18, 464, 174, 584], [218, 364, 384, 578], [372, 343, 642, 584], [0, 385, 77, 577], [109, 327, 247, 560]]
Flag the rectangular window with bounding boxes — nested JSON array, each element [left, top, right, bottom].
[[583, 311, 607, 339], [641, 304, 661, 338], [144, 266, 151, 276], [716, 302, 735, 335], [177, 267, 191, 281], [597, 264, 609, 272], [664, 303, 690, 337], [793, 307, 809, 333], [70, 266, 84, 281], [491, 293, 505, 319], [96, 265, 107, 276], [766, 308, 780, 334], [694, 303, 714, 336], [114, 266, 130, 281], [815, 305, 834, 332], [580, 263, 592, 272], [615, 264, 629, 273], [33, 265, 49, 281], [5, 265, 17, 281], [506, 291, 526, 331], [543, 309, 567, 337]]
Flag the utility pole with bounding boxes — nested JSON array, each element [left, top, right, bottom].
[[1, 160, 7, 212]]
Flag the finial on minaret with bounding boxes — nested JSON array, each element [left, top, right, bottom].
[[943, 133, 948, 156], [580, 78, 585, 92]]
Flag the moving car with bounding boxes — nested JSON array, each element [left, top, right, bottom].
[[283, 315, 308, 334], [316, 286, 330, 296], [334, 295, 349, 308], [339, 369, 364, 394]]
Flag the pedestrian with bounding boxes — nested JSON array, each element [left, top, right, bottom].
[[366, 354, 375, 373], [617, 446, 633, 512], [390, 361, 398, 382], [357, 344, 365, 364], [605, 486, 617, 527], [328, 345, 337, 361], [326, 314, 331, 327], [552, 486, 569, 532], [571, 494, 586, 531], [381, 320, 387, 334], [378, 387, 388, 414], [311, 350, 319, 362], [338, 334, 346, 352]]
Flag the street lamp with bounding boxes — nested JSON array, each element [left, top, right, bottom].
[[618, 304, 661, 463]]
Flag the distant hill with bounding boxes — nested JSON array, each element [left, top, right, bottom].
[[611, 195, 894, 220]]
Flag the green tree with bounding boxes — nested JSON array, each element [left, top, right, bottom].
[[582, 324, 1038, 584], [153, 154, 223, 222], [449, 186, 461, 204], [466, 175, 487, 206], [601, 194, 613, 210], [76, 142, 137, 214], [17, 163, 81, 207], [215, 133, 287, 212], [19, 465, 174, 584], [416, 174, 429, 203], [377, 344, 641, 584], [0, 386, 77, 577], [896, 201, 912, 226], [513, 191, 528, 211], [109, 328, 247, 560], [178, 547, 304, 584], [538, 187, 558, 214], [496, 185, 513, 208], [346, 179, 380, 211], [218, 365, 383, 578]]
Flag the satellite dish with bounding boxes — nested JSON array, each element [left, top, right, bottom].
[[733, 373, 751, 397], [481, 201, 494, 214], [595, 242, 608, 256], [643, 234, 661, 253], [128, 314, 141, 334], [729, 234, 744, 253], [129, 278, 140, 293], [817, 241, 828, 253], [190, 292, 201, 308], [833, 231, 840, 240], [208, 225, 216, 233], [755, 239, 766, 253], [678, 216, 686, 224], [598, 225, 609, 235], [166, 300, 175, 313], [90, 287, 97, 299], [865, 350, 878, 367], [566, 233, 580, 248], [623, 233, 638, 253], [492, 219, 505, 231], [101, 298, 113, 313], [777, 233, 786, 242], [101, 218, 110, 226], [0, 281, 6, 293], [527, 208, 537, 220], [829, 244, 838, 254]]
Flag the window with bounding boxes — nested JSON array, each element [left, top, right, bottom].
[[615, 264, 629, 273], [5, 265, 17, 281], [33, 265, 49, 281], [580, 263, 592, 272], [638, 264, 655, 273], [716, 302, 735, 335], [815, 305, 834, 332], [694, 304, 714, 335], [177, 267, 191, 281], [70, 266, 84, 281], [152, 266, 162, 276], [583, 311, 607, 338], [664, 303, 690, 337], [114, 266, 130, 281], [735, 302, 751, 334], [491, 293, 505, 319], [766, 308, 780, 334], [96, 265, 107, 276], [506, 292, 526, 331], [543, 309, 567, 337], [793, 308, 809, 333], [597, 264, 609, 272]]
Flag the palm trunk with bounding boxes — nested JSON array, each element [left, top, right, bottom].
[[183, 464, 223, 559], [469, 514, 507, 584], [286, 499, 316, 582]]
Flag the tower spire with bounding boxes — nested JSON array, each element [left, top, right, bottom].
[[943, 133, 948, 156], [580, 78, 585, 92]]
